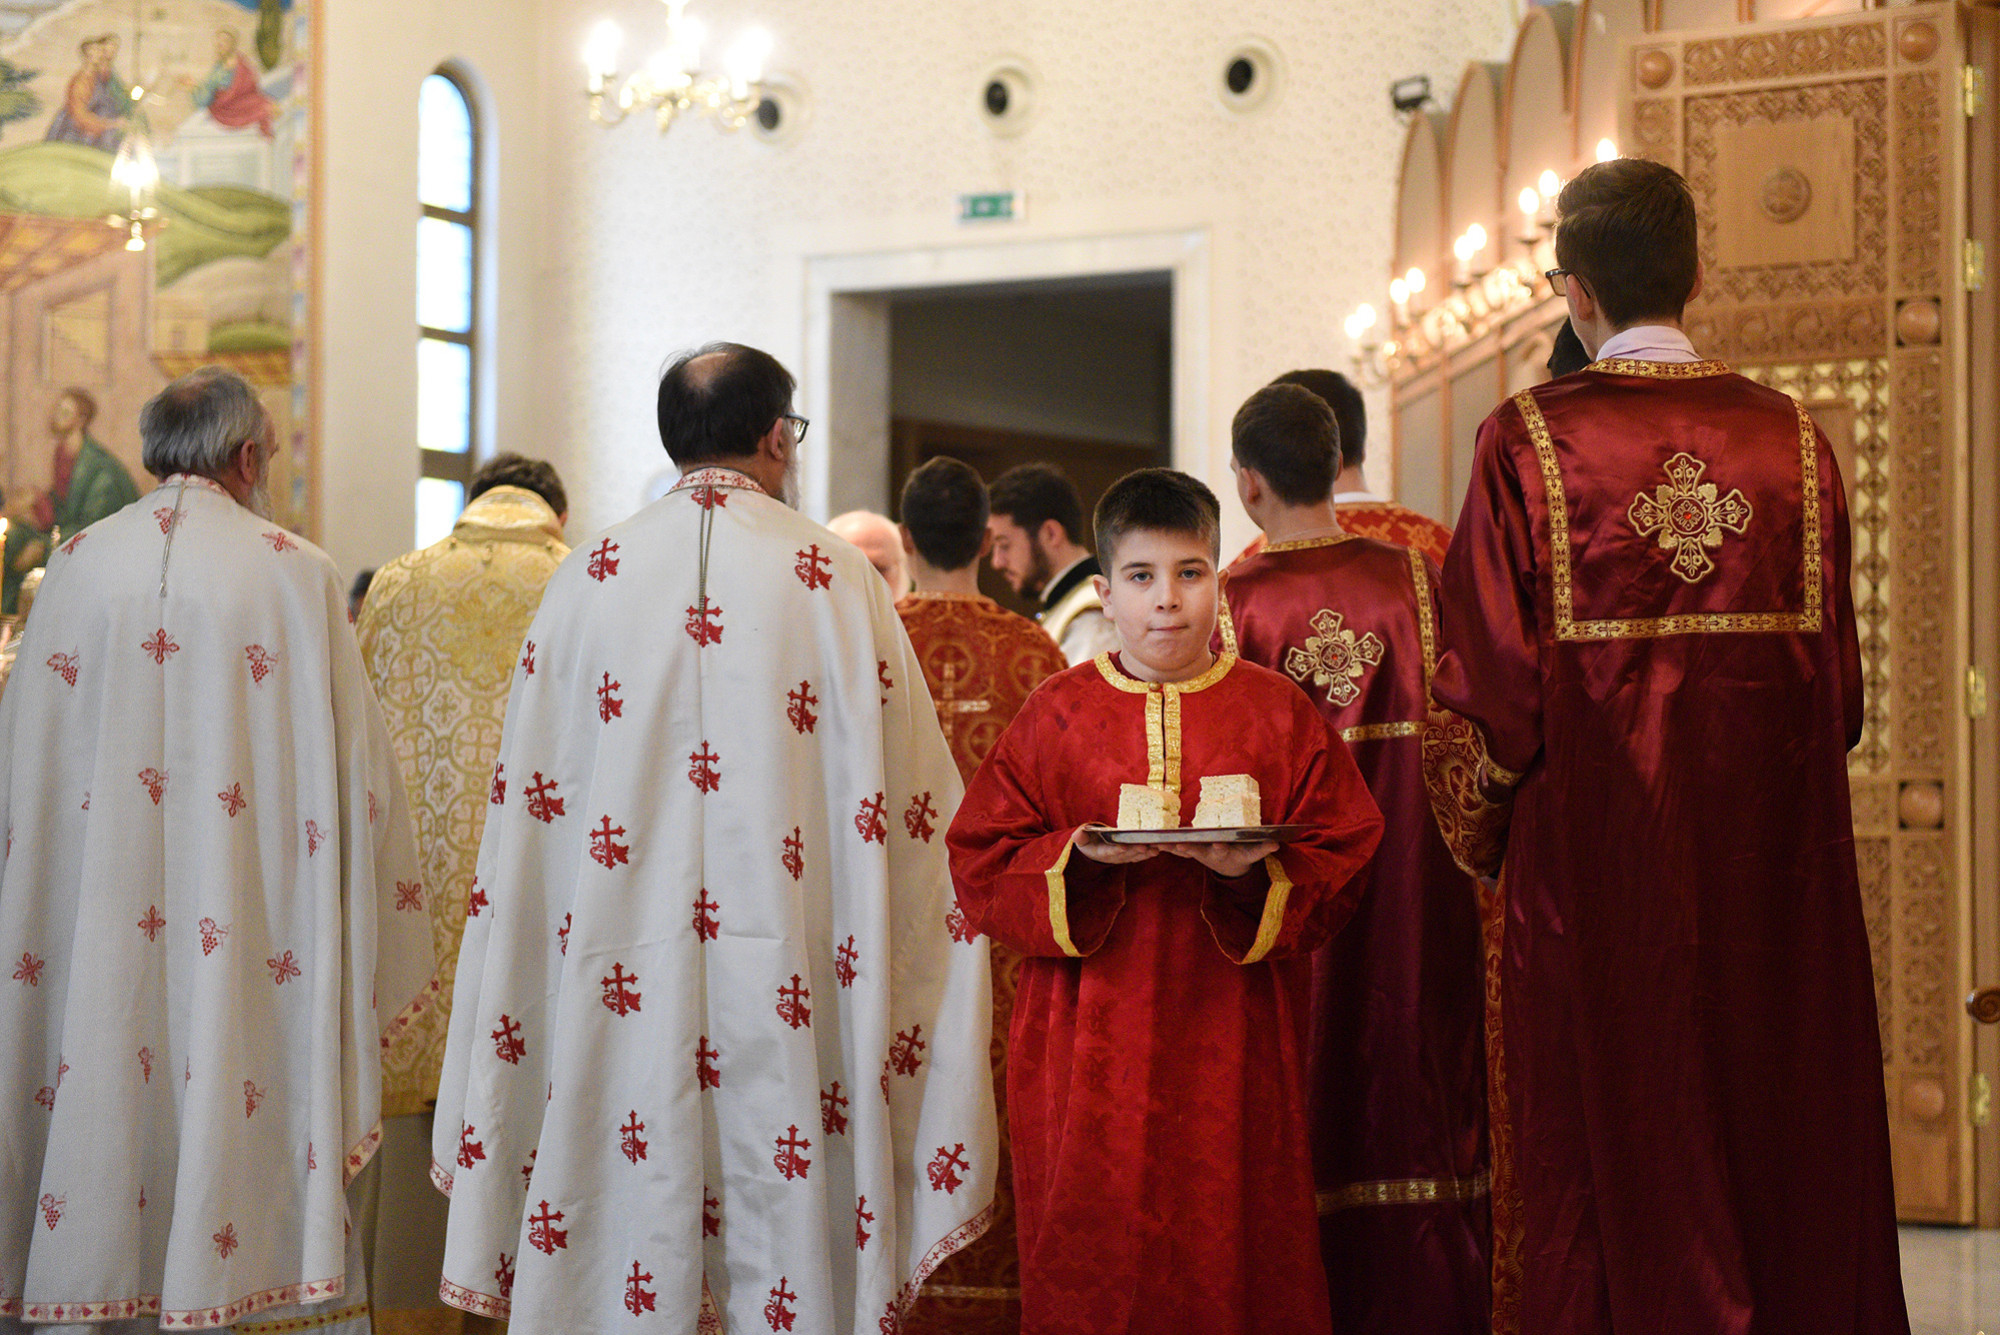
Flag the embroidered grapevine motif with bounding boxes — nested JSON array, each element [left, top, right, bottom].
[[244, 645, 278, 684], [198, 918, 228, 955], [687, 743, 721, 793], [854, 792, 888, 844], [695, 1038, 720, 1091], [262, 530, 298, 553], [141, 628, 179, 665], [153, 507, 181, 534], [834, 936, 858, 988], [492, 1016, 527, 1065], [781, 827, 804, 881], [519, 641, 536, 676], [927, 1143, 969, 1195], [39, 1194, 62, 1230], [903, 792, 937, 843], [524, 772, 565, 823], [600, 964, 642, 1016], [213, 1222, 240, 1258], [587, 539, 621, 582], [692, 889, 720, 941], [775, 974, 811, 1029], [304, 820, 326, 856], [1284, 609, 1385, 709], [218, 783, 248, 817], [495, 1253, 515, 1300], [620, 1110, 649, 1163], [855, 1196, 874, 1251], [685, 602, 724, 646], [945, 905, 976, 945], [597, 672, 623, 722], [467, 878, 488, 917], [794, 545, 833, 590], [764, 1277, 799, 1332], [395, 881, 424, 912], [888, 1025, 926, 1078], [138, 1047, 153, 1083], [786, 681, 818, 734], [458, 1122, 486, 1169], [625, 1261, 657, 1316], [45, 652, 77, 687], [821, 1083, 848, 1136], [490, 762, 506, 805], [266, 950, 301, 984], [138, 906, 164, 940], [1627, 451, 1753, 585], [702, 1188, 720, 1237], [881, 1303, 901, 1335], [138, 768, 168, 804], [244, 1081, 265, 1116], [12, 952, 43, 986], [772, 1126, 812, 1181], [527, 1201, 568, 1255], [33, 1085, 54, 1111]]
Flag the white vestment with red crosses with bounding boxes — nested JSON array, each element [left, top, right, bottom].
[[429, 467, 996, 1334], [0, 476, 437, 1332]]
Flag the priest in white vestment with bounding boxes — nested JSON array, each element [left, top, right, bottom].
[[0, 367, 438, 1333], [431, 343, 996, 1335]]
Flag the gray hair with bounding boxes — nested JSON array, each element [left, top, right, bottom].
[[139, 367, 268, 478]]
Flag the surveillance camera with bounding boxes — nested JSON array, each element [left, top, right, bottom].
[[1390, 75, 1432, 116]]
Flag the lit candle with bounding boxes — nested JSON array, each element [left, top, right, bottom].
[[1404, 267, 1427, 299], [1465, 223, 1488, 278], [1596, 138, 1618, 162], [1389, 277, 1409, 324], [1517, 186, 1540, 243], [583, 20, 622, 88], [1537, 170, 1560, 226]]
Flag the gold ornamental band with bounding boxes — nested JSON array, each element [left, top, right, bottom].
[[238, 1304, 373, 1334], [1317, 1169, 1492, 1214], [1340, 720, 1423, 743], [920, 1285, 1024, 1300]]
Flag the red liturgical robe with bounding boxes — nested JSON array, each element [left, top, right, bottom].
[[1221, 535, 1487, 1335], [897, 591, 1068, 1335], [1428, 360, 1908, 1335], [1233, 500, 1452, 568], [947, 652, 1383, 1335]]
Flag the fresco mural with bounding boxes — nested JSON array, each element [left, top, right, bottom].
[[0, 0, 310, 612]]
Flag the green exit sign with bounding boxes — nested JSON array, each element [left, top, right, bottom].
[[958, 191, 1024, 223]]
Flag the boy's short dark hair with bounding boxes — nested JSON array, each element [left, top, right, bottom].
[[1268, 368, 1366, 469], [469, 452, 567, 516], [1232, 384, 1338, 507], [989, 462, 1087, 547], [1554, 158, 1700, 328], [899, 456, 989, 572], [1093, 468, 1221, 567], [656, 342, 797, 469]]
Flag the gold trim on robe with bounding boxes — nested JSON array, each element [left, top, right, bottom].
[[1420, 707, 1517, 880], [1237, 854, 1294, 965], [1317, 1169, 1493, 1214], [1046, 836, 1082, 958]]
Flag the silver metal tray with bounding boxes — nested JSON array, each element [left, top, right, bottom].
[[1095, 824, 1309, 846]]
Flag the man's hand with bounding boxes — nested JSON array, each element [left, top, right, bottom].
[[1071, 824, 1159, 865], [1166, 840, 1277, 880]]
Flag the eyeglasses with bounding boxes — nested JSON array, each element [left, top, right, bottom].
[[782, 413, 810, 445], [1544, 268, 1578, 297]]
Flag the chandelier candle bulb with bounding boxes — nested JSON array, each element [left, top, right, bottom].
[[1596, 137, 1619, 162], [584, 20, 621, 85], [1517, 186, 1540, 244]]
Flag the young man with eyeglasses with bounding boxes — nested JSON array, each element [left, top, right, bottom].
[[1426, 157, 1908, 1335]]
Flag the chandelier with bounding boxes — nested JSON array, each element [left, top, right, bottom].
[[583, 0, 773, 133]]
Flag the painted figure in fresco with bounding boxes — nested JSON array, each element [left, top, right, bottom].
[[45, 34, 132, 151], [4, 389, 141, 614], [185, 28, 276, 137]]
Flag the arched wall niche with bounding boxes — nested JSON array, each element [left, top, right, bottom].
[[1445, 62, 1507, 279], [1572, 0, 1648, 162], [1503, 5, 1576, 267], [1651, 0, 1743, 32], [1394, 111, 1449, 315]]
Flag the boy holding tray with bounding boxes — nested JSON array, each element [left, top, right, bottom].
[[947, 468, 1383, 1335]]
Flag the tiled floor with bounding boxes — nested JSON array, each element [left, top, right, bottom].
[[1904, 1227, 2000, 1334]]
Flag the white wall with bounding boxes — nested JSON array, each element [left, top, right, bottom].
[[314, 0, 1520, 568]]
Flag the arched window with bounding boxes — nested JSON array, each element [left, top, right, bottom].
[[415, 69, 478, 547]]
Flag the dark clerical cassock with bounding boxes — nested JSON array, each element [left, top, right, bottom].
[[1425, 357, 1909, 1335]]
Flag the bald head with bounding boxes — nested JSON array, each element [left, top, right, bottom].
[[829, 510, 909, 596]]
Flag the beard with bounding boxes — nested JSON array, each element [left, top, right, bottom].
[[246, 470, 275, 521], [778, 449, 801, 510], [1020, 540, 1056, 600]]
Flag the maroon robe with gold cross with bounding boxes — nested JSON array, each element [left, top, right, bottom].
[[947, 652, 1383, 1335], [1220, 534, 1487, 1335], [1425, 358, 1909, 1335]]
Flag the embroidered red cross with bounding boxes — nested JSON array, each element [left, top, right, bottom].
[[625, 1260, 657, 1316], [693, 485, 729, 510], [590, 816, 630, 869], [854, 792, 888, 844], [855, 1195, 874, 1251], [794, 545, 833, 590], [696, 1037, 721, 1091], [687, 743, 721, 793], [519, 640, 536, 676], [491, 1014, 527, 1065], [587, 539, 621, 582], [620, 1110, 649, 1163], [786, 680, 819, 735], [524, 772, 565, 823], [772, 1126, 812, 1182], [600, 963, 642, 1016], [12, 951, 42, 986], [45, 652, 77, 687], [821, 1082, 849, 1136], [781, 827, 804, 881], [685, 602, 724, 646], [267, 950, 301, 984], [764, 1276, 799, 1332], [927, 1142, 969, 1195], [904, 791, 937, 843], [213, 1223, 241, 1259], [495, 1252, 515, 1299], [244, 645, 278, 684], [138, 905, 164, 941], [702, 1188, 720, 1237], [218, 783, 248, 817], [527, 1200, 568, 1254], [775, 973, 811, 1030], [59, 532, 84, 556], [888, 1024, 927, 1078], [458, 1122, 486, 1169], [834, 935, 858, 989], [558, 912, 572, 955], [946, 904, 977, 944], [878, 659, 894, 701], [467, 878, 488, 918], [520, 1150, 536, 1190], [598, 672, 624, 722], [141, 628, 178, 665], [262, 529, 298, 552], [490, 762, 506, 805], [692, 889, 720, 941]]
